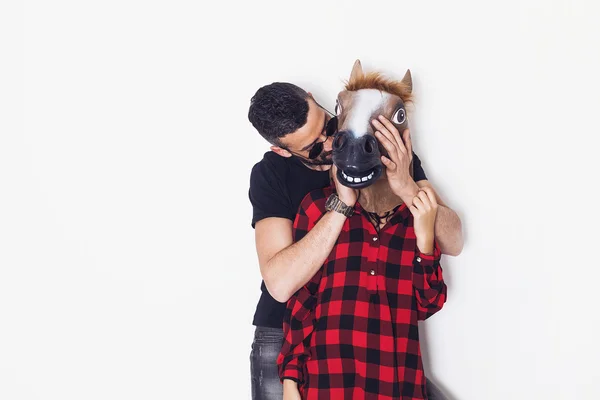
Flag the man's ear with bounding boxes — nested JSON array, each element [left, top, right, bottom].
[[270, 146, 292, 158]]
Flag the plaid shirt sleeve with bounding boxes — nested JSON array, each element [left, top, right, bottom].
[[413, 240, 447, 320], [277, 193, 325, 384]]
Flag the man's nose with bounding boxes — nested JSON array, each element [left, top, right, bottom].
[[323, 135, 334, 152]]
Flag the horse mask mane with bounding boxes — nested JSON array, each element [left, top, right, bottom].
[[332, 60, 414, 189]]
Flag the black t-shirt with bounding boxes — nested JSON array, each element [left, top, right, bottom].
[[249, 151, 428, 328]]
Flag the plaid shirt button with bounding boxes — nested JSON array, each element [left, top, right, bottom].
[[416, 257, 422, 262], [370, 269, 375, 275], [372, 237, 378, 241]]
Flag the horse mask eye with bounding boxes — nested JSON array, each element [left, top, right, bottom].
[[392, 108, 406, 125]]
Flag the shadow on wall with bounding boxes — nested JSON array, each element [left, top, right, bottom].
[[420, 319, 458, 400], [419, 253, 460, 400]]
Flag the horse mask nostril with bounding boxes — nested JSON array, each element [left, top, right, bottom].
[[364, 136, 376, 154], [333, 131, 348, 150]]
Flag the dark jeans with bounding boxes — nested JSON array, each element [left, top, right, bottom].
[[250, 326, 448, 400]]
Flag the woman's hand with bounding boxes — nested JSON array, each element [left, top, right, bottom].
[[409, 187, 438, 254]]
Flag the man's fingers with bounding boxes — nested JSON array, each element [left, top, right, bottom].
[[378, 115, 407, 154], [403, 129, 412, 157], [381, 155, 396, 171], [331, 164, 345, 187], [372, 118, 400, 150], [373, 120, 399, 152], [375, 131, 400, 163]]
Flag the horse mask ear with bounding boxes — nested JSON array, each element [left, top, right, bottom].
[[349, 59, 364, 83], [401, 69, 413, 94]]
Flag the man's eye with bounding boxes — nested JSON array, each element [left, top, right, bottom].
[[392, 108, 406, 124]]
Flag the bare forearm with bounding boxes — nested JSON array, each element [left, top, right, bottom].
[[432, 205, 463, 256], [264, 211, 347, 302]]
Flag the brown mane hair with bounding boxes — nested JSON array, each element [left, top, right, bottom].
[[344, 72, 413, 104]]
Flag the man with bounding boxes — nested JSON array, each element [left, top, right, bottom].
[[248, 82, 463, 400]]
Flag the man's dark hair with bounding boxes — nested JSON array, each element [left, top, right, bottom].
[[248, 82, 310, 146]]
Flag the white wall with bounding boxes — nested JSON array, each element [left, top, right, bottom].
[[3, 0, 600, 399]]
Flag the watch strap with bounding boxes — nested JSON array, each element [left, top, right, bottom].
[[326, 193, 354, 217]]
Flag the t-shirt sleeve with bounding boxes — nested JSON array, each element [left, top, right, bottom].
[[412, 151, 428, 182], [249, 159, 295, 228]]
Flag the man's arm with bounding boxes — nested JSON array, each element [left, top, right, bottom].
[[398, 179, 463, 257], [255, 210, 346, 303]]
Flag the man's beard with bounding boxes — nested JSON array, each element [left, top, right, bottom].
[[302, 151, 333, 167]]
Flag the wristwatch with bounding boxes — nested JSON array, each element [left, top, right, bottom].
[[325, 193, 354, 217]]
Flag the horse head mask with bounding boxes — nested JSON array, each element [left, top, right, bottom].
[[332, 60, 414, 189]]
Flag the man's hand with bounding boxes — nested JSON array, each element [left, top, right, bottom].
[[409, 187, 438, 255], [283, 379, 302, 400], [372, 115, 414, 198], [331, 164, 358, 207]]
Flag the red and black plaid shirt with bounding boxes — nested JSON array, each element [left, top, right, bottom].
[[277, 186, 447, 400]]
